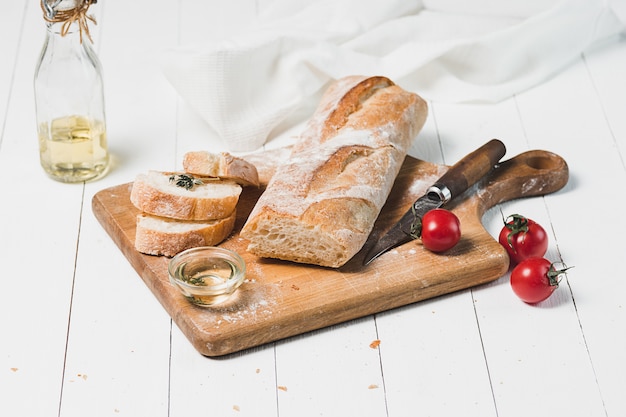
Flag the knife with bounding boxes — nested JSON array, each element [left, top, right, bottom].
[[363, 139, 506, 265]]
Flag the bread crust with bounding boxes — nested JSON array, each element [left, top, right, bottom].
[[240, 75, 428, 268], [183, 151, 260, 187], [134, 212, 236, 257], [130, 171, 241, 221], [241, 147, 292, 187]]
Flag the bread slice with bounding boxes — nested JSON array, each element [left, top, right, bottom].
[[183, 151, 260, 187], [130, 171, 241, 221], [240, 75, 428, 268], [134, 211, 236, 257]]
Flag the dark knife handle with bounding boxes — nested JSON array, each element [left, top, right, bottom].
[[430, 139, 506, 202]]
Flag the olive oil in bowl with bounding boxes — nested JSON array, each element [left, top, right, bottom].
[[168, 247, 246, 307]]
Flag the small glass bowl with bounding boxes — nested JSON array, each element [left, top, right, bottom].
[[168, 246, 246, 307]]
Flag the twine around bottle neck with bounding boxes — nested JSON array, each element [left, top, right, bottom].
[[41, 0, 97, 44]]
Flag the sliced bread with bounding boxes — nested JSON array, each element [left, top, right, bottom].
[[134, 211, 236, 257], [130, 171, 241, 221], [183, 151, 260, 187]]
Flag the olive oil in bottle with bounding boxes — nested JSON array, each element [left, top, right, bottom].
[[34, 0, 109, 183], [38, 115, 108, 182]]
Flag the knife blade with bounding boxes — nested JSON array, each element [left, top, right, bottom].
[[363, 139, 506, 265]]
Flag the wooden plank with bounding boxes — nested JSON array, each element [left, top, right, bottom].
[[373, 98, 542, 417], [167, 3, 284, 417], [0, 3, 86, 417], [57, 1, 180, 415], [509, 41, 626, 417], [436, 50, 618, 417], [92, 149, 568, 356], [273, 318, 388, 416]]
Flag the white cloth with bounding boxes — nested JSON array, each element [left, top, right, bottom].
[[160, 0, 624, 151]]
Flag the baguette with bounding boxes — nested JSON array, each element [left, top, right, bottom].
[[183, 151, 260, 187], [241, 147, 292, 187], [130, 171, 241, 221], [134, 212, 236, 257], [240, 75, 428, 268]]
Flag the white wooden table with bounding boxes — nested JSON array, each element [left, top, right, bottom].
[[2, 1, 626, 416]]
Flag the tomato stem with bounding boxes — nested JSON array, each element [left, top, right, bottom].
[[504, 214, 529, 252], [547, 263, 572, 287]]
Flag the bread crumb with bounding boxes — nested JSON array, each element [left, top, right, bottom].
[[277, 385, 288, 392], [369, 339, 381, 349], [368, 384, 379, 389], [256, 368, 261, 374], [10, 367, 18, 372], [233, 405, 240, 412]]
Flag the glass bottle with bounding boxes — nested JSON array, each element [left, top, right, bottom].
[[34, 0, 109, 183]]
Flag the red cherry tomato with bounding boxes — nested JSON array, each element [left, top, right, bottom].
[[419, 209, 461, 253], [498, 214, 548, 265], [510, 257, 566, 304]]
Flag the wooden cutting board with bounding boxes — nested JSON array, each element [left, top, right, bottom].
[[92, 149, 568, 357]]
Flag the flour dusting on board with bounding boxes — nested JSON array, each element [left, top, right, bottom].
[[215, 291, 273, 326], [406, 165, 448, 198], [190, 265, 281, 328]]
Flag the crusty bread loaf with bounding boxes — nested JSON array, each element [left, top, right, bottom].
[[240, 75, 428, 268], [183, 151, 260, 187], [241, 147, 292, 187], [134, 212, 236, 257], [130, 171, 241, 221]]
